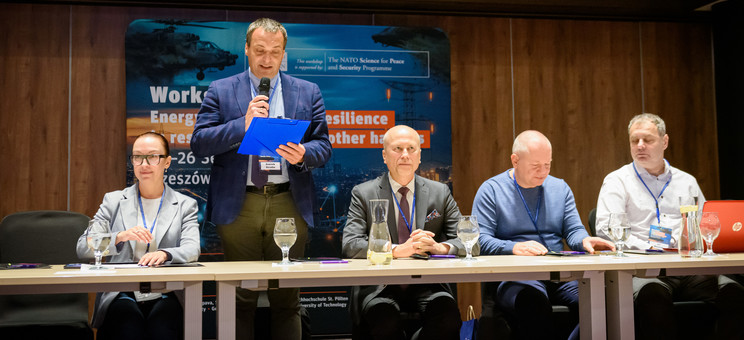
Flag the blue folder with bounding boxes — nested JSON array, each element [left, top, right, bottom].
[[237, 117, 311, 158]]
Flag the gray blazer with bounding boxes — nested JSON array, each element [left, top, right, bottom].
[[76, 183, 200, 328], [341, 173, 479, 324], [342, 173, 476, 257]]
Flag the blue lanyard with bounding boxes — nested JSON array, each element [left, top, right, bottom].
[[137, 185, 165, 252], [512, 171, 549, 248], [391, 185, 415, 234], [632, 161, 672, 224]]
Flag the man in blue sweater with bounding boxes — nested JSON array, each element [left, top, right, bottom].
[[473, 130, 613, 340]]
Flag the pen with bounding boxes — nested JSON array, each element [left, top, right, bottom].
[[561, 251, 586, 255], [7, 263, 38, 268], [646, 249, 664, 253], [320, 260, 348, 264], [430, 254, 456, 258]]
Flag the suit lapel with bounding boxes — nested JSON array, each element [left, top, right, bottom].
[[414, 176, 428, 231], [281, 73, 298, 119], [235, 70, 252, 119], [121, 185, 139, 255], [153, 186, 178, 248]]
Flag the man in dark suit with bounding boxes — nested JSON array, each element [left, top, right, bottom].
[[191, 18, 331, 340], [342, 125, 473, 340]]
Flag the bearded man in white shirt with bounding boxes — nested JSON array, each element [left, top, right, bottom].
[[596, 113, 744, 340]]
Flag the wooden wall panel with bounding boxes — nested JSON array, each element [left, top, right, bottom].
[[511, 19, 643, 225], [226, 10, 372, 25], [69, 6, 228, 218], [640, 22, 719, 199], [0, 4, 70, 219]]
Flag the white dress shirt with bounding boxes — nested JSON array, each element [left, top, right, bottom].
[[596, 161, 705, 250]]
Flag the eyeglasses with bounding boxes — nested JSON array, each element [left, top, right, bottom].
[[131, 154, 167, 166]]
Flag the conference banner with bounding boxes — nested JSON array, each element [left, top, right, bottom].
[[125, 19, 451, 337]]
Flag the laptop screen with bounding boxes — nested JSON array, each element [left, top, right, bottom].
[[702, 200, 744, 253]]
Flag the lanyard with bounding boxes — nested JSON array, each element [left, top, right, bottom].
[[391, 185, 415, 234], [137, 185, 165, 252], [632, 161, 672, 224], [512, 171, 549, 248]]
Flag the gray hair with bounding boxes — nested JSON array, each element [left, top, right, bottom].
[[512, 130, 551, 154], [246, 18, 287, 49], [628, 113, 666, 136]]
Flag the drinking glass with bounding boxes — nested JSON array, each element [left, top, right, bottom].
[[273, 217, 297, 266], [606, 213, 631, 257], [699, 212, 721, 257], [85, 219, 112, 269], [457, 215, 479, 261]]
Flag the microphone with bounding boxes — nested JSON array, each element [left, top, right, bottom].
[[258, 77, 271, 100]]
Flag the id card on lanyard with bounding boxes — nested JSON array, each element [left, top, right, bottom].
[[632, 162, 673, 247], [137, 185, 165, 254]]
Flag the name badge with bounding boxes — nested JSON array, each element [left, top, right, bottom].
[[260, 161, 281, 171], [258, 156, 282, 174], [649, 224, 672, 248]]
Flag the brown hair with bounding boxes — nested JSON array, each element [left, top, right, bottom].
[[246, 18, 287, 49], [135, 131, 170, 156]]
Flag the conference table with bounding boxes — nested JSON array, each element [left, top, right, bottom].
[[207, 254, 744, 340], [207, 255, 634, 340], [2, 254, 743, 340], [603, 253, 744, 340], [0, 264, 210, 340]]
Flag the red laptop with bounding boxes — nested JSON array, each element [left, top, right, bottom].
[[702, 200, 744, 253]]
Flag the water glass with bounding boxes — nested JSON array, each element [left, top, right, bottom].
[[457, 215, 479, 261], [699, 212, 721, 257], [85, 219, 112, 269], [607, 213, 630, 257], [273, 217, 297, 266]]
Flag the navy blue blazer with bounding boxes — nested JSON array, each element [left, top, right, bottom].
[[191, 71, 332, 226]]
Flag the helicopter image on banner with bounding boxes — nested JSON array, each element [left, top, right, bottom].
[[126, 19, 238, 82]]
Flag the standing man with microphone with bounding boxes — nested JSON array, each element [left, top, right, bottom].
[[192, 18, 332, 339]]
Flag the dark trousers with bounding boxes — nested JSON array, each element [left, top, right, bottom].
[[359, 284, 461, 340], [634, 275, 744, 340], [218, 191, 308, 340], [97, 292, 182, 340], [493, 280, 580, 340]]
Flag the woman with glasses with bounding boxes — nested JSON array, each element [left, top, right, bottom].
[[76, 131, 200, 340]]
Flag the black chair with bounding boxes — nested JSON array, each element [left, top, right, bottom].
[[477, 282, 576, 340], [588, 208, 597, 236], [350, 284, 456, 340], [0, 210, 93, 339]]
